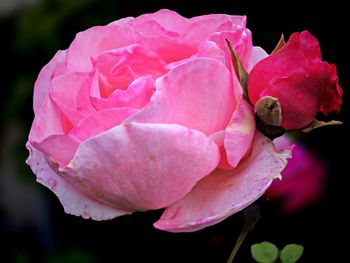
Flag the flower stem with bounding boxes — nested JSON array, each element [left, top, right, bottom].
[[226, 204, 261, 263], [226, 221, 251, 263]]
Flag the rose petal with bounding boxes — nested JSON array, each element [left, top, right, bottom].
[[224, 100, 256, 167], [32, 135, 80, 167], [50, 72, 95, 125], [66, 25, 138, 72], [182, 14, 247, 44], [61, 123, 220, 212], [69, 107, 138, 141], [128, 58, 235, 135], [129, 9, 189, 35], [248, 46, 268, 71], [91, 75, 155, 111], [26, 143, 130, 220], [166, 40, 226, 70], [210, 29, 252, 70], [33, 50, 66, 113], [154, 132, 291, 232], [29, 97, 71, 143], [94, 44, 166, 97]]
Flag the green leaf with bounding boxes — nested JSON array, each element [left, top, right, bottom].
[[280, 244, 304, 263], [251, 242, 279, 263]]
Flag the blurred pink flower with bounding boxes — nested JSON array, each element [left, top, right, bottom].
[[268, 136, 327, 214]]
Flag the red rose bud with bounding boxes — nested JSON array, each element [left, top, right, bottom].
[[248, 31, 342, 130]]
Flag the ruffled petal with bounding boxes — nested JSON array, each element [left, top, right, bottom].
[[33, 50, 66, 113], [224, 100, 256, 167], [26, 143, 130, 220], [248, 46, 268, 72], [66, 25, 138, 72], [50, 72, 95, 125], [90, 74, 155, 110], [128, 58, 235, 135], [128, 9, 189, 36], [154, 132, 291, 232], [69, 107, 138, 141], [61, 123, 220, 211], [94, 44, 166, 97], [29, 97, 70, 143]]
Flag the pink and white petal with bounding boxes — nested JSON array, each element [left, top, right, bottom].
[[91, 75, 155, 110], [49, 72, 95, 125], [166, 41, 226, 70], [210, 30, 253, 70], [66, 25, 138, 72], [248, 46, 269, 72], [95, 44, 166, 96], [32, 135, 80, 167], [108, 17, 134, 27], [29, 97, 70, 143], [128, 58, 235, 135], [130, 9, 189, 36], [209, 131, 231, 169], [34, 50, 66, 113], [224, 100, 256, 168], [69, 107, 138, 141], [26, 143, 130, 220], [50, 72, 92, 110], [154, 132, 291, 232], [62, 123, 220, 211], [140, 34, 197, 64], [182, 14, 246, 44]]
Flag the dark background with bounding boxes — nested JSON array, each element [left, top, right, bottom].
[[0, 0, 348, 262]]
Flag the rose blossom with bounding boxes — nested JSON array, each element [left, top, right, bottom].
[[248, 31, 342, 130], [26, 9, 290, 232], [267, 136, 327, 214]]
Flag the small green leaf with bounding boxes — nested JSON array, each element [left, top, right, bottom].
[[251, 241, 279, 263], [280, 244, 304, 263]]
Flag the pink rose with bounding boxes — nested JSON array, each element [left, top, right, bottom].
[[26, 9, 290, 232], [248, 31, 342, 130], [267, 136, 327, 214]]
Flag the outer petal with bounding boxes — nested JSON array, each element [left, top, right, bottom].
[[62, 123, 220, 211], [183, 14, 247, 44], [66, 25, 138, 72], [154, 132, 291, 232], [31, 108, 138, 174], [128, 9, 189, 35], [33, 50, 66, 113], [29, 97, 70, 143], [224, 100, 256, 167], [32, 135, 80, 167], [26, 143, 129, 220], [210, 29, 252, 70], [248, 46, 268, 72], [69, 107, 138, 141], [128, 58, 235, 135]]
